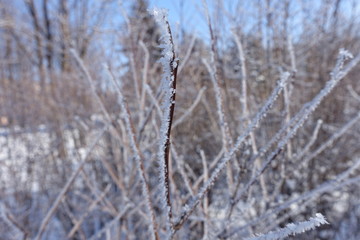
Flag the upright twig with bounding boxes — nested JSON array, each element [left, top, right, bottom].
[[232, 29, 268, 202], [152, 8, 179, 236], [232, 50, 359, 208], [104, 66, 160, 240], [173, 72, 290, 234], [202, 0, 235, 194], [221, 157, 360, 239]]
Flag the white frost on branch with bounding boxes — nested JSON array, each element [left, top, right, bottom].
[[104, 66, 158, 240], [174, 72, 291, 229], [152, 8, 173, 83], [248, 213, 328, 240], [151, 7, 176, 236]]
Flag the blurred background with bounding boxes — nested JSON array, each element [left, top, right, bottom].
[[0, 0, 359, 239]]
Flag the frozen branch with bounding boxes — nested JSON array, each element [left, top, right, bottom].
[[151, 8, 179, 237], [248, 213, 328, 240]]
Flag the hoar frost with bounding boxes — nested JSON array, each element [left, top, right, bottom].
[[151, 7, 177, 237]]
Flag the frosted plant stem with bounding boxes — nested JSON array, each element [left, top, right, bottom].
[[139, 41, 150, 124], [172, 72, 290, 234], [247, 213, 328, 240], [178, 34, 196, 75], [105, 66, 159, 240], [35, 126, 108, 240], [129, 51, 141, 102], [347, 84, 360, 102], [219, 51, 360, 237], [119, 2, 141, 105], [152, 8, 179, 237], [203, 59, 234, 192], [144, 84, 163, 118], [192, 147, 225, 192], [229, 50, 359, 209], [67, 184, 111, 238], [248, 51, 359, 172], [287, 34, 297, 72], [0, 203, 26, 238], [202, 0, 235, 194], [221, 158, 360, 239], [269, 119, 322, 203], [171, 144, 194, 197], [70, 49, 111, 122], [136, 84, 162, 142], [234, 50, 359, 205], [231, 30, 248, 119], [200, 150, 209, 240], [88, 204, 132, 240], [172, 87, 206, 128], [300, 112, 360, 168], [70, 48, 123, 144], [80, 170, 118, 215], [232, 29, 268, 203], [282, 83, 292, 162], [280, 32, 297, 183], [262, 197, 314, 235], [294, 119, 323, 162]]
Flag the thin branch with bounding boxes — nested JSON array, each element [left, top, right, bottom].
[[248, 213, 328, 240], [172, 87, 206, 129], [152, 8, 179, 236], [173, 72, 290, 233], [104, 66, 160, 240], [221, 158, 360, 238], [88, 204, 132, 240], [67, 184, 111, 238]]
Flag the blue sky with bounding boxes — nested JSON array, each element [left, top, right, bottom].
[[148, 0, 209, 39]]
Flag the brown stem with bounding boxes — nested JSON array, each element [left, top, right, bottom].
[[163, 18, 178, 227]]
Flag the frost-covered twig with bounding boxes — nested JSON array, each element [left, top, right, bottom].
[[232, 28, 268, 202], [173, 72, 290, 233], [178, 34, 196, 74], [105, 66, 159, 240], [171, 144, 195, 197], [245, 50, 359, 170], [202, 0, 236, 195], [0, 202, 27, 239], [248, 213, 328, 240], [72, 47, 159, 239], [136, 82, 162, 140], [233, 50, 359, 205], [231, 29, 248, 119], [202, 60, 233, 144], [200, 149, 209, 240], [70, 49, 111, 122], [67, 184, 111, 238], [119, 2, 141, 104], [287, 34, 297, 73], [300, 112, 360, 168], [152, 8, 179, 236], [172, 87, 206, 129], [283, 33, 297, 163], [139, 41, 150, 123], [294, 119, 323, 162], [222, 157, 360, 238], [88, 204, 132, 240], [70, 48, 123, 143], [144, 84, 163, 118], [347, 84, 360, 102]]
